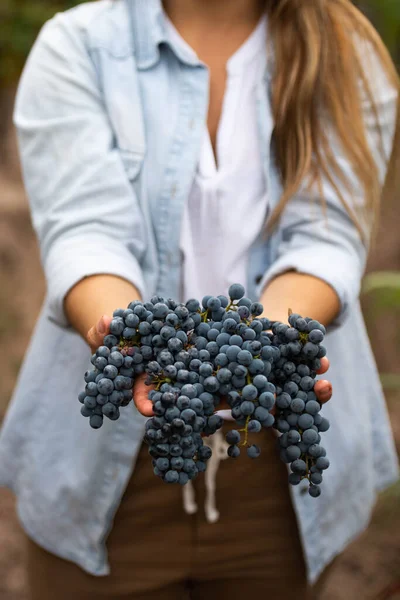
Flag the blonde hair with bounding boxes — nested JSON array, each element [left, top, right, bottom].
[[265, 0, 400, 240]]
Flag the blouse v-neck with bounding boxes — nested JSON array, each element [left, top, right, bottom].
[[164, 12, 270, 306]]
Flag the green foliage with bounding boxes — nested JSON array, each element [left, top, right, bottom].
[[362, 271, 400, 391], [362, 271, 400, 312], [361, 0, 400, 58], [0, 1, 91, 82]]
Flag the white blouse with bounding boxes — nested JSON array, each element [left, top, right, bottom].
[[164, 14, 270, 304], [164, 14, 271, 522]]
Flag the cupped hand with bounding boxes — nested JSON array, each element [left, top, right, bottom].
[[86, 315, 154, 416]]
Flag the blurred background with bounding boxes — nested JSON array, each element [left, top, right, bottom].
[[0, 1, 399, 599]]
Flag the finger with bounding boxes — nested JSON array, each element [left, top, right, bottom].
[[316, 357, 330, 375], [87, 315, 112, 353], [314, 379, 332, 404], [134, 375, 154, 417], [270, 392, 278, 415]]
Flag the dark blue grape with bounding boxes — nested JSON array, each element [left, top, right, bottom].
[[227, 445, 240, 458], [309, 484, 321, 497], [247, 444, 261, 458], [110, 318, 125, 336], [286, 445, 301, 461], [165, 470, 179, 484], [241, 385, 258, 401], [288, 473, 302, 485], [310, 472, 323, 485], [302, 429, 319, 445], [247, 420, 262, 433], [237, 350, 253, 366], [318, 418, 330, 432], [291, 459, 307, 474], [258, 392, 275, 410], [203, 376, 219, 393], [315, 457, 330, 470], [225, 430, 241, 445], [298, 413, 314, 430], [102, 403, 118, 419], [276, 392, 291, 410], [305, 400, 321, 415], [254, 406, 270, 422], [291, 398, 305, 414]]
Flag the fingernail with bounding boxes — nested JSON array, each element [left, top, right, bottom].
[[319, 385, 332, 396], [97, 317, 106, 334]]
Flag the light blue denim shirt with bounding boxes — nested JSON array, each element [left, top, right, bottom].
[[0, 0, 398, 584]]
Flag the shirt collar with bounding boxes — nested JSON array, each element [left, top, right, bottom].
[[127, 0, 201, 69], [126, 0, 274, 77]]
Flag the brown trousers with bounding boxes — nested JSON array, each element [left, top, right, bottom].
[[26, 424, 333, 599]]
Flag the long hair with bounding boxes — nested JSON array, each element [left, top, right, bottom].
[[265, 0, 400, 240]]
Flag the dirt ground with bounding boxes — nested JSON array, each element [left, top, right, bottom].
[[0, 173, 399, 600]]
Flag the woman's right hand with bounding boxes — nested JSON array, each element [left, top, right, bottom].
[[86, 314, 112, 354], [86, 315, 154, 417], [133, 376, 154, 417]]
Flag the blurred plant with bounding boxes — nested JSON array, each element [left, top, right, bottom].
[[0, 0, 90, 83], [362, 271, 400, 390], [363, 271, 400, 311], [354, 0, 400, 59], [359, 0, 400, 61]]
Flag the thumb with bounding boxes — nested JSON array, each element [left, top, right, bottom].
[[87, 314, 112, 352], [134, 374, 154, 417]]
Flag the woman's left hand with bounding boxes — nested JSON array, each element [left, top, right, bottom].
[[314, 356, 333, 404]]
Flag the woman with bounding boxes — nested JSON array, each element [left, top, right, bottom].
[[0, 0, 398, 598]]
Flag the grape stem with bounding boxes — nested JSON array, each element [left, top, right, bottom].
[[241, 415, 251, 447], [305, 456, 310, 483], [200, 310, 209, 323]]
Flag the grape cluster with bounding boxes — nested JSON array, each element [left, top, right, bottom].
[[79, 284, 331, 496], [268, 314, 330, 497]]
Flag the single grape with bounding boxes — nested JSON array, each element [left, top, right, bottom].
[[227, 445, 240, 458], [309, 484, 321, 498], [291, 459, 307, 474], [286, 445, 301, 461], [226, 430, 241, 445], [315, 457, 330, 470], [247, 445, 261, 459], [165, 470, 179, 484]]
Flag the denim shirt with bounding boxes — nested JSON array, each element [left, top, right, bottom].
[[0, 0, 398, 584]]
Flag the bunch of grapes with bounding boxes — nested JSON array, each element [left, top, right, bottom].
[[78, 284, 330, 497], [268, 314, 330, 498]]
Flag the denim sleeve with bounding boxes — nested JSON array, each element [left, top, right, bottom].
[[13, 14, 146, 328], [258, 45, 398, 328]]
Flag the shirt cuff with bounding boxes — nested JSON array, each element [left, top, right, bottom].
[[45, 235, 146, 328]]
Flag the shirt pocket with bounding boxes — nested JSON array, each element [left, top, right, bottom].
[[90, 47, 146, 181], [118, 149, 143, 181]]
